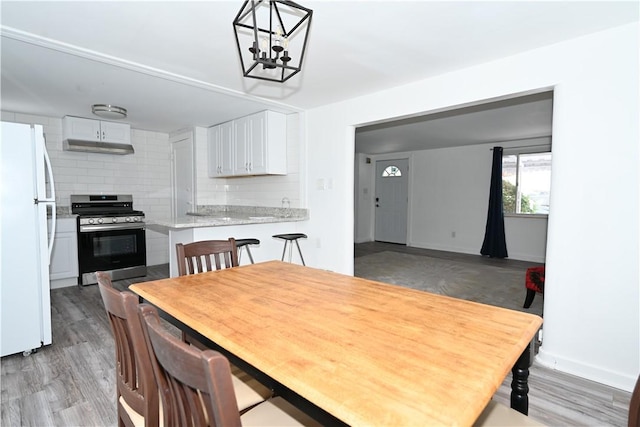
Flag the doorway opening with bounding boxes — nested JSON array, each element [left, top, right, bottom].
[[353, 90, 553, 320]]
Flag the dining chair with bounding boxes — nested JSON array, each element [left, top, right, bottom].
[[97, 271, 160, 427], [176, 238, 239, 347], [174, 239, 273, 410], [176, 238, 238, 276], [138, 303, 321, 427]]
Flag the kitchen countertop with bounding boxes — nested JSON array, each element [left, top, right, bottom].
[[51, 207, 76, 219], [148, 205, 309, 230]]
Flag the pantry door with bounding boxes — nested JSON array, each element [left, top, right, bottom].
[[171, 132, 195, 217]]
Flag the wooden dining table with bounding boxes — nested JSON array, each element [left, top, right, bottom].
[[130, 261, 543, 426]]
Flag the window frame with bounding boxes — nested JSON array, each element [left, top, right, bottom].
[[381, 165, 402, 177], [502, 149, 551, 218]]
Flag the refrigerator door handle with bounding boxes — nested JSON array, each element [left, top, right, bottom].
[[41, 135, 56, 203], [43, 139, 56, 262], [48, 204, 56, 263]]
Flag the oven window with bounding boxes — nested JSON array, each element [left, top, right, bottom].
[[77, 226, 146, 275], [93, 234, 137, 257]]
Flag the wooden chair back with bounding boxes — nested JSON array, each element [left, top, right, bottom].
[[176, 238, 239, 276], [97, 272, 159, 427], [630, 375, 640, 427], [138, 303, 242, 427]]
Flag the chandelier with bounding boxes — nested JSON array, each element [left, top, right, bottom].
[[233, 0, 313, 83]]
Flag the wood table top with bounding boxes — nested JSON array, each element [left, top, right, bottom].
[[130, 261, 542, 426]]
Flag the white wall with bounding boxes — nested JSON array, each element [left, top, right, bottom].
[[355, 139, 550, 263], [196, 112, 304, 208], [302, 23, 639, 391], [1, 111, 172, 266]]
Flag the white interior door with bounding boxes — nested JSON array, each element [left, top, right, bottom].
[[171, 134, 194, 217], [374, 159, 408, 244]]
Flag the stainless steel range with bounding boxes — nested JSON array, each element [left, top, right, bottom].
[[71, 194, 147, 285]]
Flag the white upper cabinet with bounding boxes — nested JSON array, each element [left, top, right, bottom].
[[233, 116, 250, 175], [63, 116, 130, 144], [208, 111, 286, 178], [208, 121, 234, 177]]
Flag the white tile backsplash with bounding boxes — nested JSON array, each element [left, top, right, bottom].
[[2, 111, 172, 265]]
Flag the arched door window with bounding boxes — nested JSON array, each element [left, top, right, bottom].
[[382, 165, 402, 177]]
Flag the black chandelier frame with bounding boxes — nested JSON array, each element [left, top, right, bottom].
[[233, 0, 313, 83]]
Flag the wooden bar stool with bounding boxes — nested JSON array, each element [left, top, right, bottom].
[[235, 238, 260, 264], [273, 233, 307, 266]]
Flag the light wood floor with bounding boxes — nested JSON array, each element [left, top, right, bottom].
[[1, 247, 632, 426]]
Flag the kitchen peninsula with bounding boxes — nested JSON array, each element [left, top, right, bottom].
[[149, 205, 309, 276]]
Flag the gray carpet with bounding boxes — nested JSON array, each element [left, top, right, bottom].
[[354, 251, 543, 316]]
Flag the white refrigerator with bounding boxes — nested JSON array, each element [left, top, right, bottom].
[[1, 122, 55, 357]]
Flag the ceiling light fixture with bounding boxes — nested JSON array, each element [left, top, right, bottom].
[[91, 104, 127, 120], [233, 0, 312, 83]]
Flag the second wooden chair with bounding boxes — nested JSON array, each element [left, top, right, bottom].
[[97, 271, 270, 425], [138, 303, 320, 427], [97, 271, 160, 427]]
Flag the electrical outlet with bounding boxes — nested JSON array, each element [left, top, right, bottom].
[[451, 231, 456, 238]]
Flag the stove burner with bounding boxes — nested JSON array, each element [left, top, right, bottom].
[[71, 194, 144, 219]]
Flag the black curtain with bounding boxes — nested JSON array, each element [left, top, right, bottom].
[[480, 147, 508, 258]]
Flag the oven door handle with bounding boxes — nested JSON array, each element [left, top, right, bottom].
[[79, 223, 146, 232]]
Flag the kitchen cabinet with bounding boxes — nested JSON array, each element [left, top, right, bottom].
[[48, 217, 78, 289], [207, 111, 286, 177], [208, 121, 234, 177], [63, 116, 130, 144]]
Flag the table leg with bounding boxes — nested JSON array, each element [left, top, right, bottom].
[[510, 342, 531, 415]]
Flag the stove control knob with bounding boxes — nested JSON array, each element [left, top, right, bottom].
[[125, 217, 132, 222], [97, 218, 104, 224], [133, 217, 139, 222], [88, 218, 95, 224], [112, 217, 118, 223]]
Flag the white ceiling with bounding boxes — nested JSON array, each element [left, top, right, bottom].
[[355, 91, 554, 154], [1, 1, 637, 151]]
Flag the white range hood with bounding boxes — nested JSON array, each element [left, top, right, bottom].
[[63, 138, 134, 155], [62, 116, 133, 155]]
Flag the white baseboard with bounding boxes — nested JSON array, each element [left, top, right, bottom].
[[536, 347, 636, 392], [50, 277, 77, 289], [408, 241, 545, 263]]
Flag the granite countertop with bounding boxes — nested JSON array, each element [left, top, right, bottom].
[[148, 205, 309, 229], [51, 207, 76, 219]]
